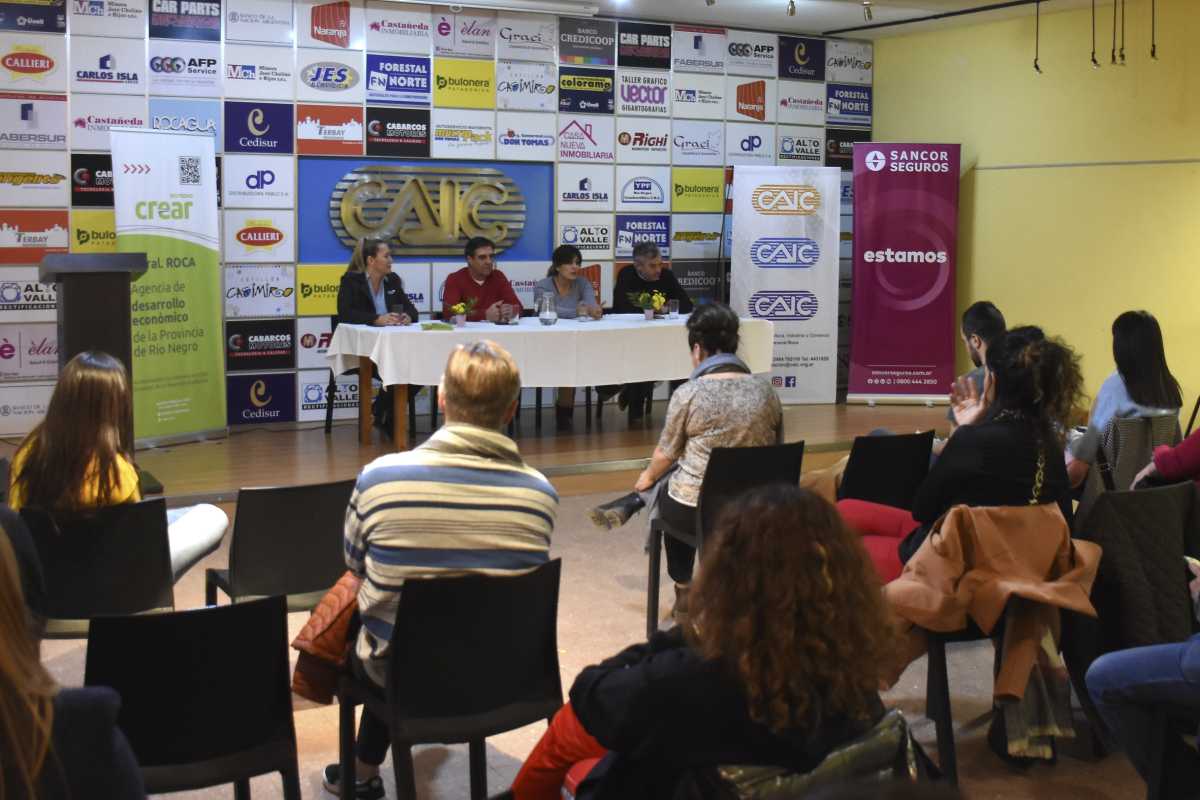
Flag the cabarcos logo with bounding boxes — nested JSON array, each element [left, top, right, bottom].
[[750, 184, 820, 215]]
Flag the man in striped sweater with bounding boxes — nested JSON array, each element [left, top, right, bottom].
[[324, 340, 558, 800]]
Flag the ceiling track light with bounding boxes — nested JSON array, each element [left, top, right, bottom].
[[862, 1, 873, 23], [1090, 0, 1100, 68], [1151, 0, 1157, 59], [1033, 0, 1042, 73], [786, 0, 795, 16]]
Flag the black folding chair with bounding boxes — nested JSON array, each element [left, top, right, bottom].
[[85, 595, 300, 798], [337, 560, 564, 800], [205, 479, 355, 611], [646, 442, 805, 639], [837, 430, 934, 511], [23, 498, 174, 638]]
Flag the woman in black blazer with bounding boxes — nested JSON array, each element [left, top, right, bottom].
[[336, 238, 420, 326]]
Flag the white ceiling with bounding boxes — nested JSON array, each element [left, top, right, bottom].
[[581, 0, 1093, 39]]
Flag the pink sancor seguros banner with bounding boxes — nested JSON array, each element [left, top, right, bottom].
[[847, 142, 961, 403]]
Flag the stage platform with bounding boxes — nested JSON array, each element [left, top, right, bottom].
[[0, 402, 951, 502]]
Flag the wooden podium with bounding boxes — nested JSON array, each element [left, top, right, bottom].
[[39, 252, 148, 453]]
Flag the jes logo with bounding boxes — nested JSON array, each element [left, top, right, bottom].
[[750, 184, 820, 215], [750, 237, 820, 268], [333, 165, 526, 258], [750, 291, 819, 321]]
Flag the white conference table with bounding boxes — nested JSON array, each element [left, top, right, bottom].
[[327, 313, 774, 446]]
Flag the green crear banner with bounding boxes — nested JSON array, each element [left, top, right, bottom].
[[111, 128, 226, 440]]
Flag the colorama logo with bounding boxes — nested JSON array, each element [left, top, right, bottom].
[[750, 184, 820, 215], [749, 290, 819, 321], [735, 80, 766, 121], [750, 237, 820, 268], [311, 0, 350, 47]]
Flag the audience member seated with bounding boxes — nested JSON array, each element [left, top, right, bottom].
[[838, 327, 1082, 582], [441, 236, 522, 323], [504, 484, 892, 800], [321, 340, 558, 800], [937, 301, 1006, 455], [0, 533, 145, 799], [1, 503, 44, 635], [1131, 425, 1200, 488], [587, 303, 782, 625], [337, 237, 421, 434], [8, 351, 227, 582], [533, 244, 603, 432], [596, 241, 694, 423], [1067, 310, 1182, 487]]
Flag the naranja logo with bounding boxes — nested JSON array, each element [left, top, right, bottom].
[[750, 184, 820, 215]]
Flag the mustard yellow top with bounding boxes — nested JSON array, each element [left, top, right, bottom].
[[8, 444, 141, 511]]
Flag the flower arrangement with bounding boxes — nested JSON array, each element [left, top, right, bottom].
[[449, 297, 478, 316], [627, 290, 667, 313]]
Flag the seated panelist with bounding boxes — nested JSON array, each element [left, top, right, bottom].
[[442, 236, 522, 323], [534, 245, 603, 432], [336, 238, 419, 327]]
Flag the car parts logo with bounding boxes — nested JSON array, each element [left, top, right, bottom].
[[332, 165, 526, 258]]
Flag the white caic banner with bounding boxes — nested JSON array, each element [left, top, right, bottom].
[[730, 165, 841, 404]]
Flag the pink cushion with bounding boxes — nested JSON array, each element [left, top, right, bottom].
[[562, 757, 603, 798], [861, 535, 904, 584]]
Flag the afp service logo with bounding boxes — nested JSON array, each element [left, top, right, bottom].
[[302, 61, 359, 92], [749, 290, 818, 321]]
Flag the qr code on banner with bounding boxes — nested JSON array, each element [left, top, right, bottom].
[[178, 156, 200, 185]]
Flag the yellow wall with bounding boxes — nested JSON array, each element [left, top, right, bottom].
[[873, 0, 1200, 415]]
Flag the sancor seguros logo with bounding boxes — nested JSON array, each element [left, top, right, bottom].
[[331, 165, 526, 258], [750, 184, 820, 216]]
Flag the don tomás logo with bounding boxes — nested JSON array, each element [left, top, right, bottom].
[[749, 291, 818, 321]]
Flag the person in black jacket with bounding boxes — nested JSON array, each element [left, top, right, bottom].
[[0, 533, 145, 800], [336, 238, 421, 434], [502, 484, 893, 800]]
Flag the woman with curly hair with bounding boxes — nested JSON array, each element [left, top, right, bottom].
[[500, 484, 893, 800]]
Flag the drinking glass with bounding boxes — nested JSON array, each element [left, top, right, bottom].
[[500, 303, 514, 324], [668, 299, 680, 319]]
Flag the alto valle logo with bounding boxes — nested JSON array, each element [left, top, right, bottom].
[[311, 0, 351, 47], [750, 184, 821, 215], [302, 61, 358, 91], [1, 46, 54, 78], [236, 219, 284, 248], [330, 165, 527, 258], [750, 237, 820, 268], [749, 290, 819, 321]]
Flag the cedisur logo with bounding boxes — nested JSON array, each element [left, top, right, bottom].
[[750, 185, 820, 215]]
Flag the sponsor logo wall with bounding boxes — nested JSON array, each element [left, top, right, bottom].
[[0, 8, 870, 418]]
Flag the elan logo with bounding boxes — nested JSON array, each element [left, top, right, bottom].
[[750, 237, 820, 269], [749, 290, 819, 321], [750, 184, 820, 215]]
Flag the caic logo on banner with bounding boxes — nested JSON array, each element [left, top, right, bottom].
[[750, 184, 820, 215], [750, 237, 820, 269], [749, 290, 818, 321], [331, 165, 526, 258], [311, 0, 351, 47]]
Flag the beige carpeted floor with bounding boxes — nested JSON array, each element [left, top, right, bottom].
[[39, 492, 1143, 800]]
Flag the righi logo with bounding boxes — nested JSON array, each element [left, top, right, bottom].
[[311, 0, 351, 47], [750, 184, 820, 215], [750, 237, 820, 268], [331, 165, 527, 258], [236, 221, 284, 248], [749, 290, 818, 321]]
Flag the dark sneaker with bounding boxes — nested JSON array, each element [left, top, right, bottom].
[[588, 492, 646, 530], [322, 764, 385, 800]]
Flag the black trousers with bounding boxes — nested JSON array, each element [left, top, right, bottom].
[[660, 490, 698, 584], [351, 655, 392, 766]]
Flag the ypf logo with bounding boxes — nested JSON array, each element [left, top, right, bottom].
[[249, 379, 272, 407], [750, 184, 821, 215], [749, 290, 819, 321], [750, 237, 820, 269], [865, 150, 886, 172]]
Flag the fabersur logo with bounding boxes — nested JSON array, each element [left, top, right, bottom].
[[302, 61, 359, 91], [750, 237, 820, 268], [749, 290, 819, 321], [750, 184, 820, 215]]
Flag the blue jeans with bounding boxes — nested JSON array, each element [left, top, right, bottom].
[[1086, 634, 1200, 784]]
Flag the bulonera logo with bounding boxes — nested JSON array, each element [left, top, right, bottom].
[[749, 290, 819, 321], [750, 184, 820, 215], [1, 47, 54, 77], [236, 223, 284, 248], [750, 237, 820, 269], [311, 0, 351, 47]]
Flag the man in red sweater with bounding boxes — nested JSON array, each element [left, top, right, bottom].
[[442, 236, 523, 322]]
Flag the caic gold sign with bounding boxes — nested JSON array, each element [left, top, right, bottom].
[[332, 165, 527, 258]]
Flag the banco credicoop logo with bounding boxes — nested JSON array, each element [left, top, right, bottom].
[[749, 290, 819, 321], [750, 237, 820, 268]]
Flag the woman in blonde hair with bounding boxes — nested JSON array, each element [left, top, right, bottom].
[[337, 238, 419, 327], [502, 484, 891, 800], [0, 532, 145, 799], [8, 351, 227, 581]]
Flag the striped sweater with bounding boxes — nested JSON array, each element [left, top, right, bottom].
[[345, 423, 558, 686]]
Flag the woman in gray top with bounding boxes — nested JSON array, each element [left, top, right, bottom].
[[589, 302, 783, 624], [534, 245, 603, 431]]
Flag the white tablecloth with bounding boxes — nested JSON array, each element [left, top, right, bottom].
[[327, 313, 774, 388]]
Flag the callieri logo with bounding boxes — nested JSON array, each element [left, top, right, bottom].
[[749, 290, 819, 321], [236, 220, 285, 248], [750, 237, 820, 269], [751, 184, 820, 215], [1, 46, 55, 79], [331, 165, 527, 258]]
